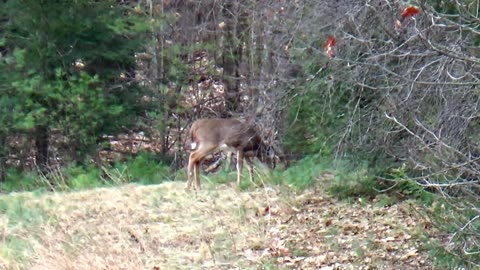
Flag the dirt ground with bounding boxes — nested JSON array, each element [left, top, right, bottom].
[[0, 181, 436, 270]]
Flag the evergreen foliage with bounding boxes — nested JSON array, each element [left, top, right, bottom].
[[0, 0, 150, 165]]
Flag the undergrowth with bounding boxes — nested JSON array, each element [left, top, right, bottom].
[[327, 159, 380, 199], [0, 152, 171, 192], [114, 152, 171, 185], [281, 154, 327, 189]]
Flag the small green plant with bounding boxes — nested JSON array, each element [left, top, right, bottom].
[[375, 194, 396, 207], [292, 247, 309, 257], [260, 258, 290, 270], [282, 154, 328, 189], [384, 164, 435, 205], [44, 164, 101, 190], [423, 199, 480, 268], [238, 178, 252, 190], [327, 160, 380, 199], [116, 152, 171, 185], [69, 170, 101, 189], [426, 240, 472, 269], [1, 168, 44, 192]]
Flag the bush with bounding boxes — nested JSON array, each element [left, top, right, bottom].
[[65, 165, 102, 190], [283, 76, 348, 157], [281, 154, 328, 189], [1, 169, 45, 192], [115, 152, 171, 185], [326, 159, 380, 199]]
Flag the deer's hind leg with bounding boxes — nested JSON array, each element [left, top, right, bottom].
[[188, 144, 218, 190], [186, 152, 196, 190]]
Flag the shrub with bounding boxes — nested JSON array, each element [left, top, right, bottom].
[[282, 154, 327, 189], [1, 169, 44, 192], [115, 152, 171, 185], [327, 160, 380, 199]]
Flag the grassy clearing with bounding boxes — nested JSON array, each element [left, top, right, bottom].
[[0, 182, 275, 269], [0, 178, 438, 270]]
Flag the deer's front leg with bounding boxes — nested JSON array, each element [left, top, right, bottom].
[[236, 150, 244, 186], [186, 153, 195, 190], [245, 155, 255, 183]]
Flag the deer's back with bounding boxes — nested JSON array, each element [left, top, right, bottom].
[[190, 118, 260, 150]]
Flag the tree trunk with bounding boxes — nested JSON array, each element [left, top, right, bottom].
[[222, 1, 241, 113], [34, 124, 49, 172]]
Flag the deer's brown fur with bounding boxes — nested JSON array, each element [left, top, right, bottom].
[[186, 118, 263, 190]]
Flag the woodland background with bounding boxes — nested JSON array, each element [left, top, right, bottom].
[[1, 0, 480, 268]]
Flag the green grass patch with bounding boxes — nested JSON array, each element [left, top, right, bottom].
[[184, 154, 329, 191], [426, 240, 473, 269], [281, 154, 329, 189], [206, 170, 235, 185], [327, 160, 380, 199], [1, 152, 172, 193], [0, 235, 33, 266], [0, 195, 48, 226], [0, 194, 51, 266], [260, 258, 291, 270], [63, 164, 103, 189], [1, 169, 47, 192], [114, 152, 171, 185], [193, 158, 276, 190]]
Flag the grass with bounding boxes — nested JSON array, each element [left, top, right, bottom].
[[0, 182, 277, 269], [0, 193, 52, 268], [0, 154, 467, 269], [426, 241, 473, 269], [0, 178, 441, 270], [0, 152, 171, 193]]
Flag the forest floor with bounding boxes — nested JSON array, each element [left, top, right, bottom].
[[0, 177, 438, 270]]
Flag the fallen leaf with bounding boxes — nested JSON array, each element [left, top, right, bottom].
[[401, 6, 421, 18], [400, 248, 418, 261]]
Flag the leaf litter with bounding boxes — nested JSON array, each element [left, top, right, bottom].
[[0, 181, 436, 269]]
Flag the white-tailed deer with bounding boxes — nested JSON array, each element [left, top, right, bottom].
[[186, 118, 264, 190]]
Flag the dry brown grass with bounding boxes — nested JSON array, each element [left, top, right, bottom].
[[0, 182, 277, 270], [0, 181, 437, 270]]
